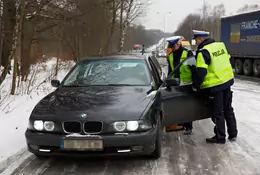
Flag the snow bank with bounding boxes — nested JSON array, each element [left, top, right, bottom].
[[0, 58, 74, 164], [232, 79, 260, 124]]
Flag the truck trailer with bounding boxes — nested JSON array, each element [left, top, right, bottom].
[[221, 10, 260, 77]]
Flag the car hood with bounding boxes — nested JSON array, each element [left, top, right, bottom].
[[32, 86, 154, 121]]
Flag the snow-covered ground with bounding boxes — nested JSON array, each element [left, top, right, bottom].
[[0, 58, 74, 165], [232, 79, 260, 124]]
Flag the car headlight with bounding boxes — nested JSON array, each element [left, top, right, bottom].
[[126, 121, 139, 131], [44, 121, 55, 131], [113, 121, 126, 132], [32, 120, 55, 131], [112, 120, 152, 132], [33, 120, 44, 131], [139, 120, 152, 130]]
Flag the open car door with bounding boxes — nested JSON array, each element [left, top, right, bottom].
[[159, 56, 210, 126]]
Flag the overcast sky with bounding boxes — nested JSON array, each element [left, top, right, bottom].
[[141, 0, 260, 32]]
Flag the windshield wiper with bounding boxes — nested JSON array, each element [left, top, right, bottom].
[[107, 84, 132, 86]]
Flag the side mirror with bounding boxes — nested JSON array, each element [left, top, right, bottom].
[[51, 80, 60, 87], [165, 78, 180, 87]]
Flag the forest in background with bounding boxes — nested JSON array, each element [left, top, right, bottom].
[[174, 3, 260, 42], [0, 0, 170, 94]]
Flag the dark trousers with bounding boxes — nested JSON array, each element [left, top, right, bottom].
[[208, 88, 238, 139]]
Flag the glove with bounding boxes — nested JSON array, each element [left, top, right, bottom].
[[192, 83, 199, 92], [192, 86, 198, 92]]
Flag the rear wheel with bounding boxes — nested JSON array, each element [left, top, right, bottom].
[[243, 59, 253, 76], [235, 59, 243, 75], [253, 59, 260, 77]]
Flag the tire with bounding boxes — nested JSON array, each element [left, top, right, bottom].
[[235, 59, 243, 75], [243, 59, 253, 76], [34, 153, 49, 159], [253, 59, 260, 77], [230, 57, 235, 68], [149, 119, 162, 159]]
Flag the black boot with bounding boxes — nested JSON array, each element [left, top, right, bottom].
[[206, 135, 226, 144], [228, 136, 237, 142]]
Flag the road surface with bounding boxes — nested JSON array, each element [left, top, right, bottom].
[[1, 57, 260, 175]]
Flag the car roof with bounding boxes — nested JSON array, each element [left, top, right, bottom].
[[79, 53, 148, 63]]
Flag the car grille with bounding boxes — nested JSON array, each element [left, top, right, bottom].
[[63, 121, 81, 133], [83, 121, 103, 134]]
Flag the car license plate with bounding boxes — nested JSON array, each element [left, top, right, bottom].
[[61, 139, 103, 150]]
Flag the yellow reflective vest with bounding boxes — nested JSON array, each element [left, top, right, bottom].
[[168, 50, 192, 83], [196, 42, 234, 89]]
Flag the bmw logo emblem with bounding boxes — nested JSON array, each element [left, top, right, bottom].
[[81, 113, 87, 118]]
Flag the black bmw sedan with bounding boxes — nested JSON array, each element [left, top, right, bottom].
[[25, 54, 209, 159]]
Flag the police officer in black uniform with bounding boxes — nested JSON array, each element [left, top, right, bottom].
[[192, 30, 238, 144]]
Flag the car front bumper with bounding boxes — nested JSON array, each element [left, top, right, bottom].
[[25, 127, 158, 157]]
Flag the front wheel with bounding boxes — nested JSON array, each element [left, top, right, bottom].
[[34, 153, 49, 159], [148, 120, 162, 159]]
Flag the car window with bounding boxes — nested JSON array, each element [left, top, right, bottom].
[[150, 57, 162, 76], [62, 59, 151, 86], [148, 58, 161, 87], [62, 65, 81, 85]]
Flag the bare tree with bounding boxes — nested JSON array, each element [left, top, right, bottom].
[[11, 0, 26, 95], [237, 4, 259, 13], [0, 0, 160, 92], [0, 0, 16, 86], [174, 3, 226, 42], [174, 3, 260, 44], [118, 0, 147, 52]]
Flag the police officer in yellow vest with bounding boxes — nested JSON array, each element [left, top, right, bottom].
[[192, 30, 238, 144], [165, 36, 194, 134]]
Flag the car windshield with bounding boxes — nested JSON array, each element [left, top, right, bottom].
[[62, 59, 151, 86]]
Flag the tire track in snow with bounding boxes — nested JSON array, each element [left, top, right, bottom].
[[0, 148, 31, 175], [10, 156, 53, 175], [8, 122, 260, 175]]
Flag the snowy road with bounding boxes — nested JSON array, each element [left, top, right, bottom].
[[2, 57, 260, 175], [5, 115, 260, 175]]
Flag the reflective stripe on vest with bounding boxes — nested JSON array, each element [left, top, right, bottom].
[[196, 42, 234, 89], [169, 50, 188, 78]]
